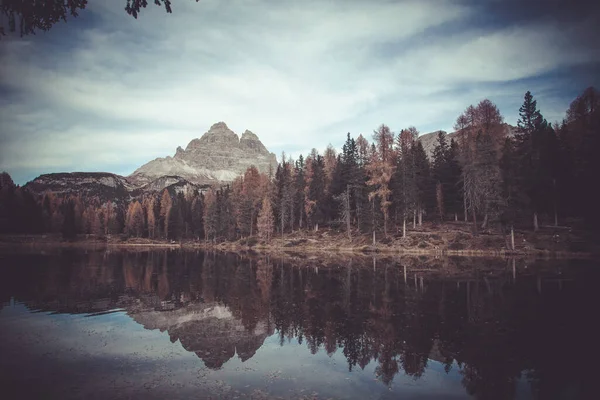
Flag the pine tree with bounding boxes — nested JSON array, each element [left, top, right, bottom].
[[287, 155, 298, 232], [294, 156, 306, 229], [515, 91, 558, 230], [145, 197, 157, 239], [431, 131, 452, 221], [168, 194, 185, 240], [436, 181, 444, 222], [274, 156, 292, 235], [125, 201, 144, 237], [159, 189, 172, 239], [445, 139, 463, 220], [413, 140, 432, 226], [432, 131, 449, 182], [191, 193, 204, 240], [216, 186, 236, 241], [305, 152, 326, 230], [500, 137, 519, 245], [515, 91, 543, 230], [231, 176, 249, 237], [474, 129, 502, 229], [366, 124, 395, 237], [257, 196, 274, 242], [203, 189, 218, 242], [562, 87, 600, 229], [393, 128, 417, 237], [356, 134, 370, 167]]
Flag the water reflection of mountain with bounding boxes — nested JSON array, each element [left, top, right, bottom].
[[1, 250, 598, 399], [130, 303, 273, 368]]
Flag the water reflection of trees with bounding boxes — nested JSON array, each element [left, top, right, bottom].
[[2, 250, 597, 399]]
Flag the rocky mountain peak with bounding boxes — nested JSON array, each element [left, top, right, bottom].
[[185, 121, 239, 151], [240, 130, 268, 153], [209, 121, 230, 131], [202, 121, 239, 141], [129, 122, 278, 186], [241, 130, 259, 141]]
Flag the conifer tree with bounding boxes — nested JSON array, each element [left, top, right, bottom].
[[159, 189, 172, 239], [393, 128, 417, 237], [500, 137, 519, 246], [168, 194, 185, 240], [216, 186, 235, 241], [104, 200, 116, 235], [203, 189, 217, 242], [145, 197, 157, 239], [257, 196, 274, 242], [559, 87, 600, 228], [356, 134, 370, 168], [305, 152, 326, 230], [474, 129, 503, 229], [445, 139, 463, 220], [125, 201, 144, 237], [366, 124, 395, 237], [294, 156, 306, 229], [231, 176, 249, 237], [191, 193, 204, 240], [515, 91, 546, 230], [413, 140, 432, 226], [432, 131, 451, 221], [274, 156, 292, 235]]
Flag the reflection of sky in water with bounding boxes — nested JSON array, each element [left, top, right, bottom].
[[0, 301, 527, 399]]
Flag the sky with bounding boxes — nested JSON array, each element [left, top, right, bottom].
[[1, 0, 599, 185]]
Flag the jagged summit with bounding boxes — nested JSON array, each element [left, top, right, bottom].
[[129, 122, 277, 186], [241, 129, 258, 140]]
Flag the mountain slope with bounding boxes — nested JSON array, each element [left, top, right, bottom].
[[24, 172, 133, 203]]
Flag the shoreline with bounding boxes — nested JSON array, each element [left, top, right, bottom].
[[0, 232, 595, 259]]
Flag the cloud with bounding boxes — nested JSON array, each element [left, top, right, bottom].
[[1, 0, 599, 184]]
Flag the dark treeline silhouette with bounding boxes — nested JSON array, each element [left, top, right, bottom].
[[2, 250, 598, 398], [1, 88, 598, 241]]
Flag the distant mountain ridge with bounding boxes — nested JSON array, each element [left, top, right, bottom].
[[22, 122, 278, 200], [417, 123, 517, 158]]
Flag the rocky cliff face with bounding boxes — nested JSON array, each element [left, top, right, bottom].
[[129, 122, 278, 186]]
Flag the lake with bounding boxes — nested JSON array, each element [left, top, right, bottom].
[[0, 249, 597, 399]]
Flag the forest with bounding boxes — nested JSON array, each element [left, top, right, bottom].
[[0, 87, 598, 245]]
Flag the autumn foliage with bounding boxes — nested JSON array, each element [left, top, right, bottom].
[[1, 87, 599, 241]]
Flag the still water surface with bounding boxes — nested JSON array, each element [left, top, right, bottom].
[[0, 250, 597, 399]]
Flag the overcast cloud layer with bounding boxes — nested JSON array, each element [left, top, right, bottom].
[[1, 0, 599, 185]]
